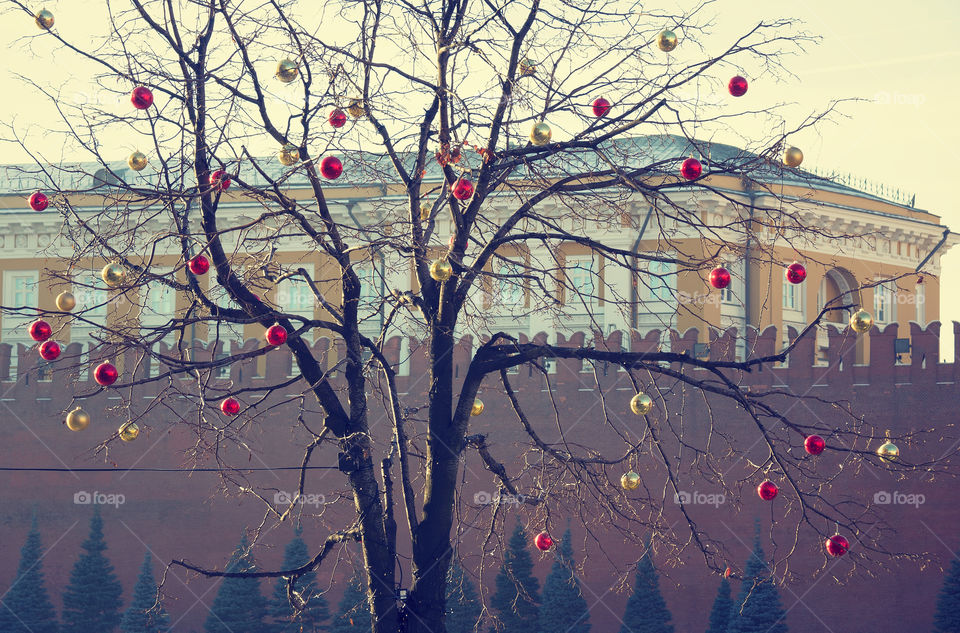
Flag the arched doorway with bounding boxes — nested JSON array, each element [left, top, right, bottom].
[[817, 268, 862, 363]]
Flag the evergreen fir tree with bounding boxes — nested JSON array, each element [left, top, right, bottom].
[[934, 550, 960, 633], [0, 515, 60, 633], [120, 552, 169, 633], [705, 577, 733, 633], [618, 542, 673, 633], [204, 534, 269, 633], [446, 559, 482, 633], [62, 507, 124, 633], [539, 529, 590, 633], [269, 528, 330, 633], [727, 527, 788, 633], [489, 523, 541, 633], [329, 568, 371, 633]]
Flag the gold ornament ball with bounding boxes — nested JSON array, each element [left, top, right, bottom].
[[56, 291, 76, 312], [278, 143, 301, 166], [630, 392, 653, 415], [119, 422, 140, 442], [101, 263, 126, 288], [347, 99, 366, 118], [127, 151, 148, 172], [66, 408, 90, 432], [471, 398, 484, 416], [530, 122, 552, 146], [621, 470, 641, 491], [657, 30, 678, 52], [429, 259, 453, 282], [850, 309, 874, 334], [420, 202, 432, 221], [783, 146, 804, 168], [276, 58, 299, 83], [877, 439, 900, 462], [35, 8, 54, 30]]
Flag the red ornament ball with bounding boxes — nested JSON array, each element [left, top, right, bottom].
[[29, 320, 52, 342], [29, 191, 49, 211], [94, 362, 119, 387], [209, 170, 231, 191], [131, 86, 154, 110], [680, 157, 702, 180], [757, 480, 779, 501], [825, 534, 849, 557], [785, 262, 806, 284], [709, 266, 731, 290], [728, 75, 749, 97], [452, 177, 474, 201], [221, 397, 240, 416], [38, 340, 61, 361], [591, 97, 611, 117], [804, 434, 826, 456], [329, 109, 347, 128], [320, 156, 343, 180], [534, 531, 553, 551], [188, 255, 210, 275], [265, 324, 288, 346]]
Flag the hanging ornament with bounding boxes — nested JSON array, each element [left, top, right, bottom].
[[39, 340, 61, 361], [592, 97, 611, 118], [709, 266, 731, 290], [34, 8, 54, 29], [849, 309, 874, 334], [728, 76, 748, 97], [804, 434, 826, 456], [657, 30, 678, 52], [278, 143, 301, 166], [419, 202, 432, 221], [471, 398, 484, 416], [94, 362, 119, 387], [131, 86, 154, 110], [877, 431, 900, 462], [188, 254, 210, 275], [29, 320, 52, 342], [220, 397, 240, 416], [783, 146, 803, 168], [621, 471, 641, 491], [119, 422, 140, 442], [127, 151, 148, 172], [529, 122, 552, 146], [56, 291, 76, 312], [65, 408, 90, 432], [680, 157, 702, 180], [209, 170, 231, 191], [534, 531, 554, 551], [275, 59, 299, 83], [519, 58, 536, 76], [630, 392, 653, 415], [329, 109, 347, 128], [451, 177, 474, 201], [347, 99, 365, 118], [785, 262, 806, 284], [724, 567, 733, 579], [265, 324, 288, 346], [429, 259, 454, 282], [29, 191, 49, 211], [757, 480, 779, 501], [101, 263, 126, 288], [320, 156, 343, 180], [825, 534, 849, 557]]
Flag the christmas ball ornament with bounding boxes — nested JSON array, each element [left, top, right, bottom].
[[119, 422, 140, 442], [471, 398, 484, 416], [94, 362, 119, 387], [188, 254, 210, 275], [621, 470, 641, 491], [29, 320, 52, 342], [534, 531, 553, 551], [709, 266, 731, 290], [275, 59, 299, 83], [757, 480, 779, 501], [56, 291, 76, 311], [265, 324, 288, 346], [451, 177, 474, 201], [420, 202, 432, 221], [804, 434, 826, 456], [877, 432, 900, 462], [28, 191, 49, 211], [680, 157, 702, 180], [785, 262, 806, 284], [101, 263, 126, 288], [657, 30, 678, 52], [320, 156, 343, 180], [127, 151, 148, 172], [278, 143, 300, 166], [209, 169, 231, 190], [783, 146, 803, 168], [34, 8, 54, 29], [347, 99, 365, 118], [592, 97, 611, 117], [724, 567, 733, 579], [849, 309, 874, 334], [825, 534, 849, 557], [530, 122, 552, 146], [66, 408, 90, 432], [429, 259, 454, 282], [630, 392, 653, 415], [519, 58, 536, 76], [728, 76, 748, 97], [220, 397, 240, 416], [38, 340, 61, 361], [329, 108, 347, 128], [131, 86, 154, 110]]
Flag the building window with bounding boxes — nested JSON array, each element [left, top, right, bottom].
[[874, 282, 894, 324], [141, 269, 175, 329], [76, 270, 108, 326], [647, 260, 676, 302], [279, 265, 316, 343], [782, 279, 801, 312], [496, 262, 524, 306], [567, 255, 596, 306], [915, 284, 925, 326]]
